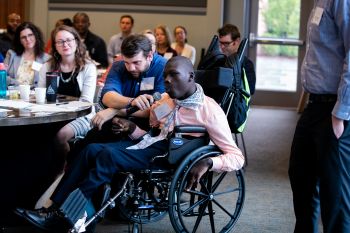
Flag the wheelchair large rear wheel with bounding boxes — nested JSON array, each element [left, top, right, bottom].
[[168, 146, 245, 233]]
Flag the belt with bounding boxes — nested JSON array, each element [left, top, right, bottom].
[[308, 94, 337, 103]]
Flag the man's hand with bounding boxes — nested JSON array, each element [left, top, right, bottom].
[[131, 94, 155, 111], [332, 115, 344, 139], [185, 158, 213, 191], [111, 117, 136, 135], [91, 108, 118, 130]]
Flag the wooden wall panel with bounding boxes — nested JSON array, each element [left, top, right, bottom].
[[0, 0, 26, 29]]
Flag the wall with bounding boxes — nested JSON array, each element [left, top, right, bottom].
[[27, 0, 48, 40], [27, 0, 247, 68]]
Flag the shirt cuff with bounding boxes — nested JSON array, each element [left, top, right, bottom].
[[129, 126, 146, 140], [210, 157, 223, 171]]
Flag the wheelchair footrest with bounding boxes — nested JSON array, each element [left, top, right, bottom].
[[60, 188, 88, 226]]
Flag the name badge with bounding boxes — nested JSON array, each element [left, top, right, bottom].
[[140, 77, 155, 91], [154, 103, 172, 121], [311, 7, 323, 25], [32, 61, 43, 71]]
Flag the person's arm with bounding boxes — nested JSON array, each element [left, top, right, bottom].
[[37, 62, 48, 88], [185, 99, 244, 190], [189, 44, 196, 65], [205, 101, 245, 172], [79, 62, 97, 103], [331, 1, 350, 137], [4, 50, 18, 85]]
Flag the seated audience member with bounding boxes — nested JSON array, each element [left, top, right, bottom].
[[0, 13, 21, 57], [38, 25, 97, 172], [217, 24, 256, 94], [154, 24, 177, 59], [98, 30, 157, 86], [107, 15, 134, 65], [171, 25, 196, 65], [4, 22, 50, 87], [45, 18, 73, 53], [16, 56, 244, 232], [73, 34, 167, 151], [73, 12, 108, 68]]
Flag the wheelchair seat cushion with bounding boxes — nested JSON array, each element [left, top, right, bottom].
[[168, 136, 209, 165]]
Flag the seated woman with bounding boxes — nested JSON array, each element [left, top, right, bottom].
[[38, 25, 97, 173], [4, 22, 50, 88], [171, 25, 196, 65], [154, 24, 177, 59]]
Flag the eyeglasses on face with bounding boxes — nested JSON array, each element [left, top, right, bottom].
[[219, 40, 234, 47], [55, 38, 76, 47]]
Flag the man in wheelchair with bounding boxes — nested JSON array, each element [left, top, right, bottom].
[[16, 56, 245, 232]]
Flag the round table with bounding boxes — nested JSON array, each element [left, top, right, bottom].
[[0, 98, 92, 226]]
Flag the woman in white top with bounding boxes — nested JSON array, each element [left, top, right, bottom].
[[171, 25, 196, 65], [39, 25, 96, 172], [4, 22, 50, 87]]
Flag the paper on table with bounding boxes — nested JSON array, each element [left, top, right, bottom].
[[0, 99, 33, 109], [54, 101, 94, 111], [29, 104, 72, 113], [30, 101, 94, 113]]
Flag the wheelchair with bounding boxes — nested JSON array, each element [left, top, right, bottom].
[[67, 35, 247, 233], [68, 125, 245, 233]]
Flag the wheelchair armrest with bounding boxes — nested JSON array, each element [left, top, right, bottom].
[[174, 125, 207, 134]]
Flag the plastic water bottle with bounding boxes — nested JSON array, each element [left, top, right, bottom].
[[0, 63, 7, 99]]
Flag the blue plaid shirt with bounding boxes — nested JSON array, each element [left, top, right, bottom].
[[301, 0, 350, 120]]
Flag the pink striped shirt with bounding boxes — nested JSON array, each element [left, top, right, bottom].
[[130, 94, 245, 172]]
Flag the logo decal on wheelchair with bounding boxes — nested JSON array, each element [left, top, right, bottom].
[[172, 138, 184, 146]]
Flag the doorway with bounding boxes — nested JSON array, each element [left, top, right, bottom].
[[247, 0, 312, 108]]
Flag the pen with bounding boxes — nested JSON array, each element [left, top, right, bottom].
[[56, 102, 69, 105]]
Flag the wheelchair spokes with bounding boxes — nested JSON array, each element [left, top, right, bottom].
[[116, 171, 170, 224], [169, 148, 245, 233]]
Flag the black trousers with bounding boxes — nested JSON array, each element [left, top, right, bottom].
[[289, 101, 350, 233]]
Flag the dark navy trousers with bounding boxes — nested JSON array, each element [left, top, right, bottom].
[[51, 139, 168, 205], [289, 101, 350, 233]]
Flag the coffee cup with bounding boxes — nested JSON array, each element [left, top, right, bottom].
[[35, 87, 46, 104], [19, 84, 30, 101]]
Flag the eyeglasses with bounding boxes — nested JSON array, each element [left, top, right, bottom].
[[55, 38, 76, 47], [20, 33, 34, 41], [219, 40, 234, 47]]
